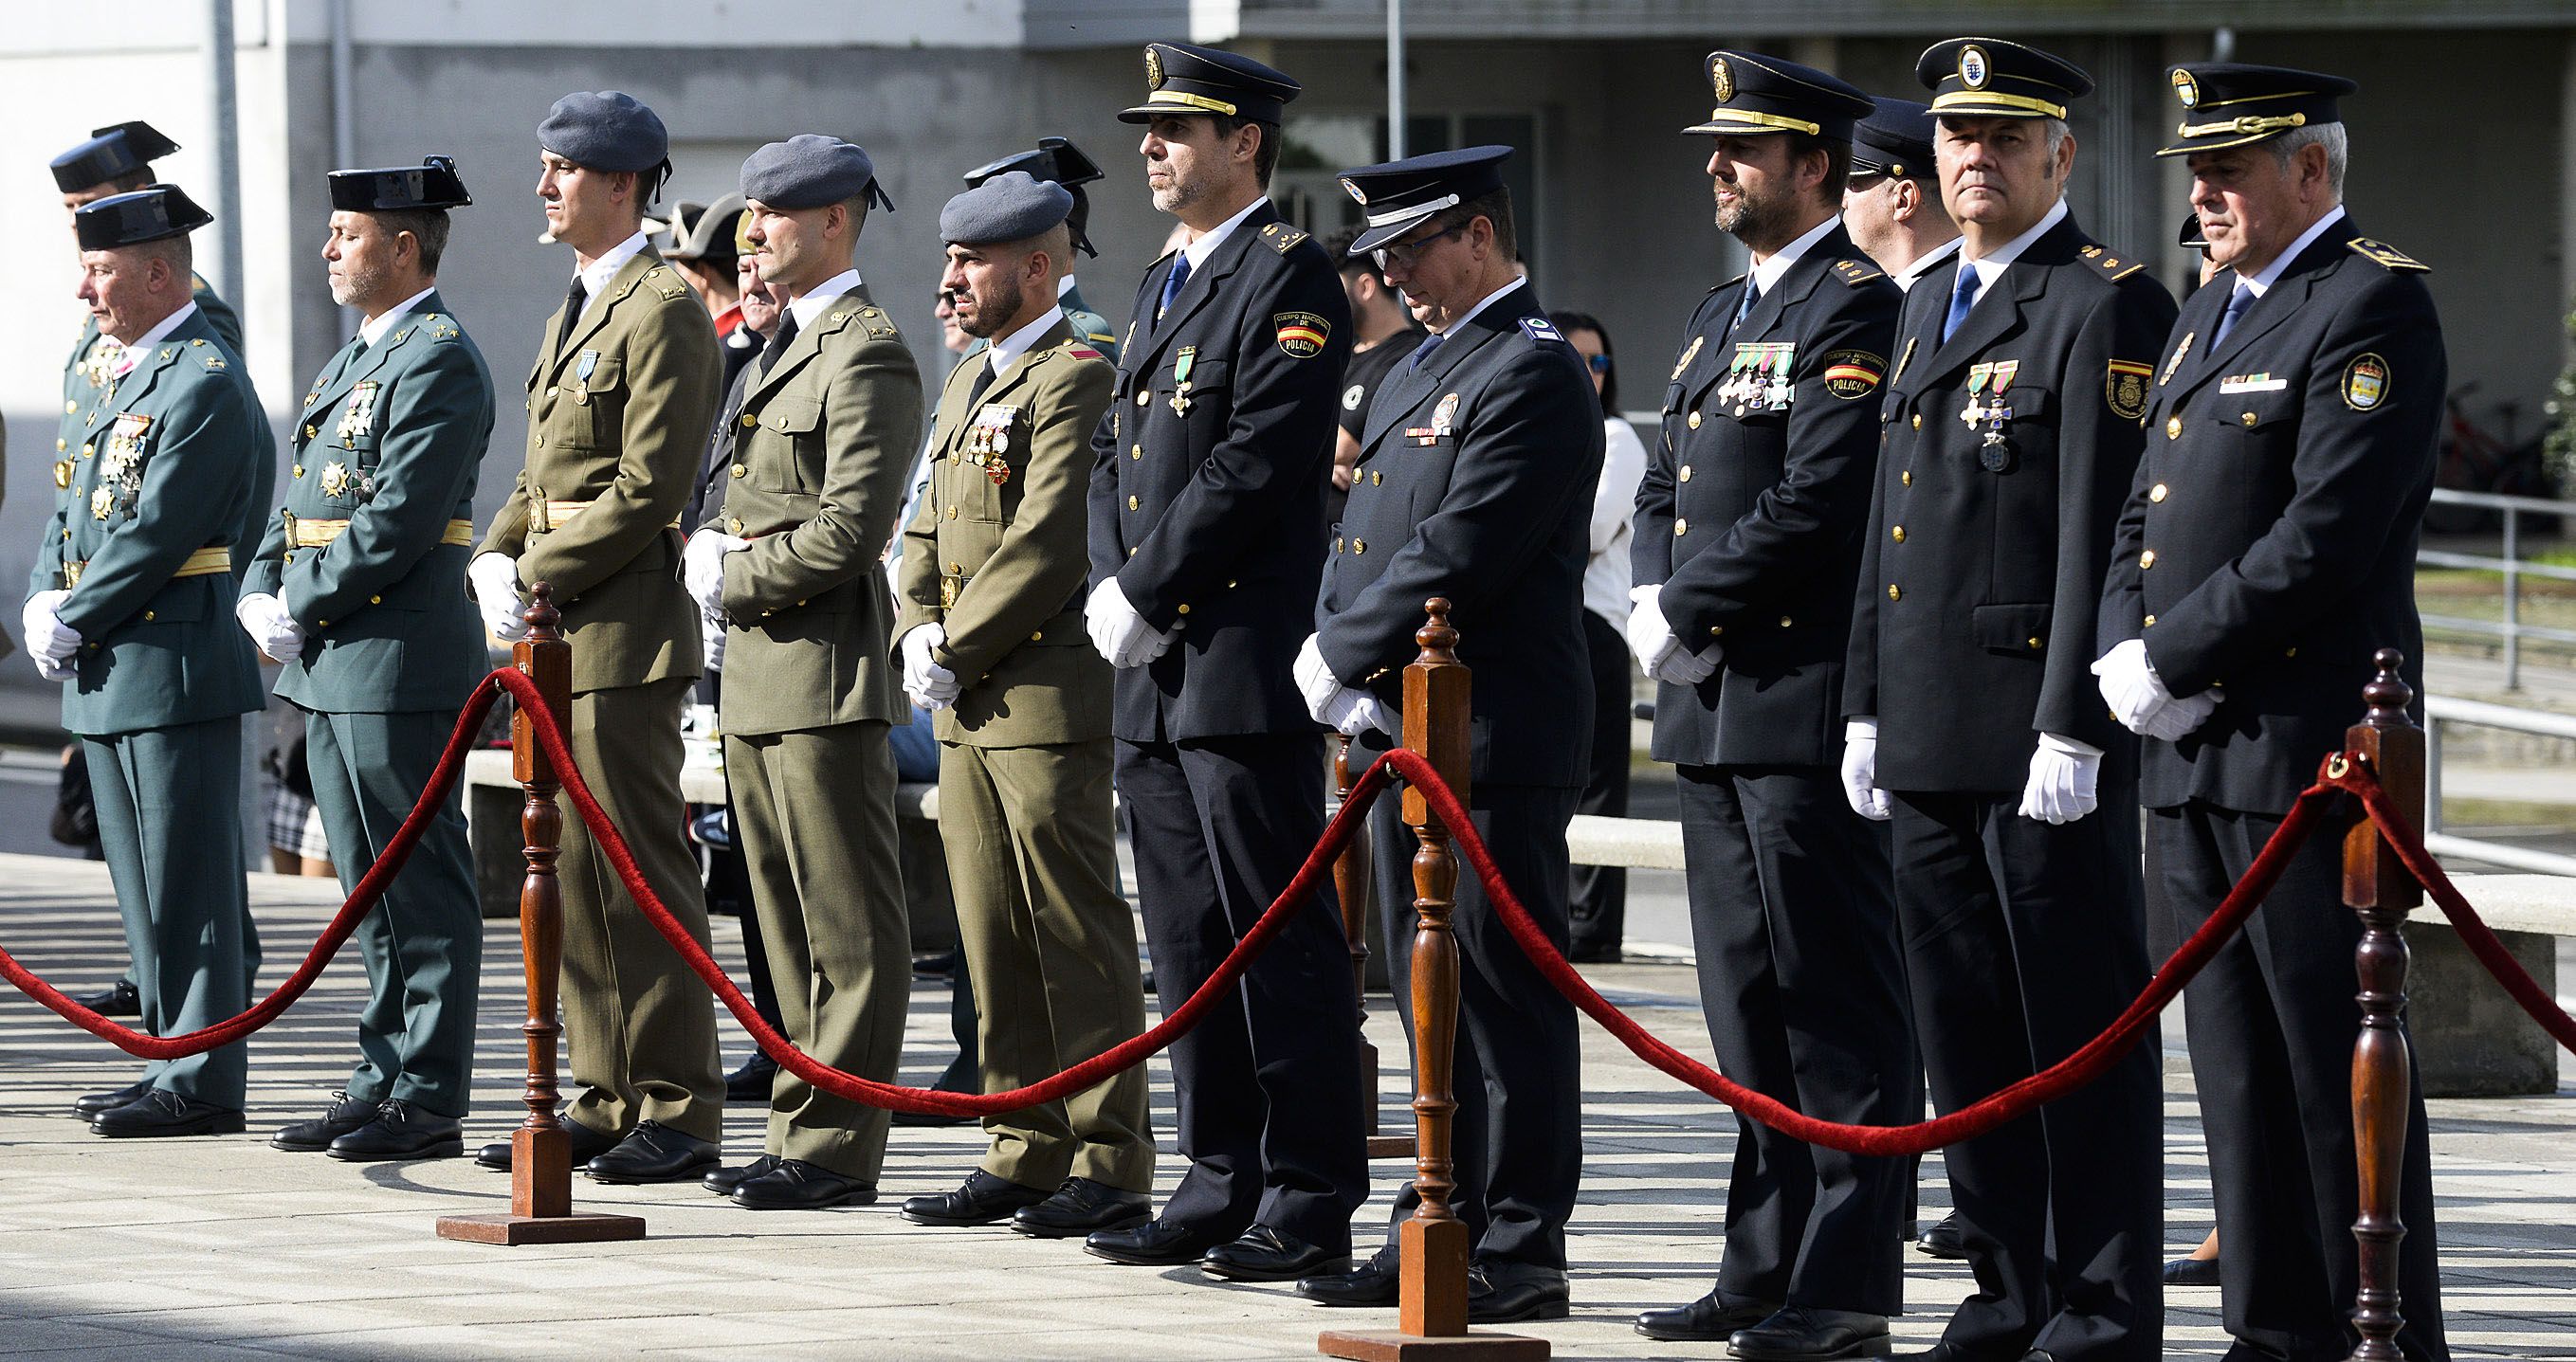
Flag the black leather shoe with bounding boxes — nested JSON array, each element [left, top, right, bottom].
[[2163, 1254, 2221, 1286], [1915, 1211, 1968, 1260], [1728, 1305, 1892, 1360], [1297, 1247, 1398, 1307], [73, 979, 140, 1017], [706, 1154, 782, 1195], [901, 1170, 1052, 1226], [90, 1089, 245, 1138], [270, 1091, 380, 1152], [730, 1158, 877, 1209], [1634, 1288, 1781, 1340], [1200, 1226, 1351, 1282], [1469, 1266, 1569, 1324], [1012, 1177, 1150, 1239], [73, 1080, 152, 1121], [474, 1117, 617, 1171], [325, 1099, 463, 1161], [723, 1053, 777, 1103], [585, 1120, 719, 1184], [1084, 1215, 1232, 1266]]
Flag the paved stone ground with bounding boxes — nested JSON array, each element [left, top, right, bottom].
[[0, 857, 2570, 1358]]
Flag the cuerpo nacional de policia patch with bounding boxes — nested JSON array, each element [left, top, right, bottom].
[[2106, 359, 2153, 421], [1275, 311, 1330, 358], [2343, 353, 2390, 410], [1821, 350, 1887, 400]]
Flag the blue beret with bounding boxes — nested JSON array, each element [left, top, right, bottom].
[[538, 91, 667, 173], [940, 171, 1074, 245], [741, 135, 893, 212]]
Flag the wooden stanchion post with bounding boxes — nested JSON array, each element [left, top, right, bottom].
[[438, 585, 647, 1246], [2341, 648, 2424, 1360], [1322, 599, 1545, 1361]]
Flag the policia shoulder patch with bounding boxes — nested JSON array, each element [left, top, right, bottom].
[[1275, 311, 1330, 358], [1821, 350, 1886, 399]]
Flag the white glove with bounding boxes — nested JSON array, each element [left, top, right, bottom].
[[1085, 578, 1171, 669], [682, 530, 748, 619], [22, 590, 79, 666], [1293, 633, 1343, 724], [2019, 732, 2103, 825], [2092, 637, 2220, 742], [1625, 584, 1680, 678], [34, 653, 75, 682], [469, 554, 529, 642], [701, 615, 727, 672], [899, 624, 961, 711], [1840, 717, 1891, 822], [1321, 687, 1395, 737], [233, 592, 305, 663], [1655, 642, 1721, 687]]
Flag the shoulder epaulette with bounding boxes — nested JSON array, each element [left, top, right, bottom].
[[421, 314, 461, 342], [849, 304, 900, 339], [1260, 221, 1309, 255], [1087, 330, 1116, 344], [1065, 345, 1108, 362], [2347, 237, 2430, 273], [2075, 244, 2147, 282], [1708, 273, 1746, 298], [1833, 259, 1886, 286], [1520, 316, 1565, 345], [643, 265, 689, 301]]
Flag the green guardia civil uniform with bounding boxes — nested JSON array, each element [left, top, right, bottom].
[[713, 281, 923, 1181], [893, 316, 1150, 1193], [476, 247, 726, 1141], [32, 304, 270, 1109], [243, 290, 491, 1117]]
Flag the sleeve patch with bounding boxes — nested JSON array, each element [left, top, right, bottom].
[[2342, 353, 2390, 410], [2105, 359, 2152, 420], [1275, 311, 1330, 358], [1821, 350, 1885, 399], [1833, 259, 1886, 286], [1520, 317, 1565, 344], [2346, 237, 2430, 273]]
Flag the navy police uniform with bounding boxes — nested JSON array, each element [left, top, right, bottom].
[[2100, 64, 2448, 1362], [1633, 53, 1914, 1340], [1846, 39, 2178, 1360], [1084, 43, 1368, 1262], [1317, 146, 1600, 1301]]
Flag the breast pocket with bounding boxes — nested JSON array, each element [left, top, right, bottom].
[[754, 396, 823, 493], [1161, 356, 1231, 442], [2206, 389, 2301, 447], [565, 354, 626, 450]]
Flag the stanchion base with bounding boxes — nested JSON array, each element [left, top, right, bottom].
[[435, 1211, 648, 1245], [1317, 1328, 1549, 1360]]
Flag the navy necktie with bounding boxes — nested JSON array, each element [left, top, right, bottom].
[[1941, 265, 1980, 344], [2214, 281, 2256, 345], [1730, 278, 1762, 336], [1408, 330, 1446, 371], [1159, 253, 1193, 318]]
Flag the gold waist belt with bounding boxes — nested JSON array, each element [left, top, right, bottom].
[[288, 517, 474, 549], [532, 499, 682, 534], [64, 544, 230, 588]]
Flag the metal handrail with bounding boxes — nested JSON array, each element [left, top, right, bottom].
[[2417, 487, 2576, 691], [2423, 694, 2576, 878]]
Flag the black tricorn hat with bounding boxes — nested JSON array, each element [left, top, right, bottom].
[[52, 121, 181, 193], [965, 137, 1105, 256], [74, 183, 211, 250], [328, 155, 472, 211]]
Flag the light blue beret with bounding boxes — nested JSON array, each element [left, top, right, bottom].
[[939, 171, 1074, 245], [741, 135, 892, 211]]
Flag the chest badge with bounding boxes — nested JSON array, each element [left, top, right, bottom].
[[2159, 330, 2195, 388], [1963, 361, 2020, 472], [1433, 392, 1461, 437], [335, 381, 381, 446], [1170, 346, 1197, 417], [1722, 342, 1796, 416], [2342, 353, 2390, 410], [1671, 334, 1704, 382], [320, 461, 352, 499], [968, 404, 1022, 484], [90, 484, 117, 520]]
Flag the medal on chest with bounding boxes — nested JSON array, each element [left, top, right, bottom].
[[335, 381, 381, 446], [1723, 342, 1796, 416], [1169, 346, 1197, 417], [1962, 361, 2019, 472], [966, 404, 1021, 484]]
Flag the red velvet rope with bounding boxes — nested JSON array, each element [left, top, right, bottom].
[[2327, 759, 2576, 1056], [0, 681, 503, 1059], [491, 665, 1384, 1117]]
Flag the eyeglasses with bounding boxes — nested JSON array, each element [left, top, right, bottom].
[[1373, 224, 1469, 270], [1583, 354, 1612, 374]]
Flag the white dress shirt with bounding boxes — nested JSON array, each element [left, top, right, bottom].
[[1179, 196, 1270, 273], [1894, 236, 1964, 294], [359, 286, 438, 347], [1749, 214, 1844, 296], [1952, 197, 2070, 313], [988, 304, 1067, 376], [108, 301, 200, 376], [573, 230, 650, 320], [785, 268, 864, 331], [2237, 207, 2348, 299], [1584, 417, 1649, 627]]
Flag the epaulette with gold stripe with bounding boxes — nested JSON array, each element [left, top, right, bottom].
[[644, 265, 689, 300], [1260, 221, 1309, 254], [1833, 258, 1886, 287], [2076, 244, 2147, 281], [2347, 237, 2429, 273]]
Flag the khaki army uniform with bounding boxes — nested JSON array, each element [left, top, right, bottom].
[[894, 316, 1148, 1193], [476, 247, 725, 1142], [715, 281, 923, 1182]]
